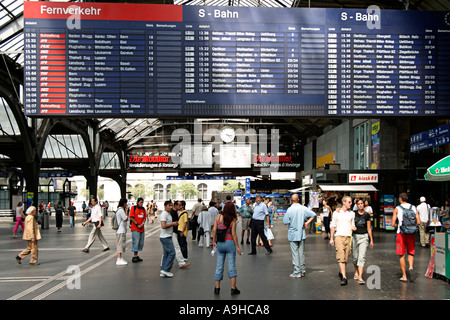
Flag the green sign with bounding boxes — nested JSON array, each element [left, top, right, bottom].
[[424, 155, 450, 181]]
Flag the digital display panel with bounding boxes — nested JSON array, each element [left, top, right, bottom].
[[23, 2, 450, 117]]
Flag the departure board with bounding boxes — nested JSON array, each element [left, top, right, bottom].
[[23, 2, 450, 117]]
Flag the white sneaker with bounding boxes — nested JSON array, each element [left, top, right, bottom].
[[160, 270, 174, 278], [116, 258, 128, 266]]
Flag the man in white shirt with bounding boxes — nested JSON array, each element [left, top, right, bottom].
[[115, 198, 128, 265], [417, 196, 430, 248], [82, 197, 110, 253], [329, 196, 356, 286], [160, 201, 179, 278]]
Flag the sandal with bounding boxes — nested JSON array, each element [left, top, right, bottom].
[[357, 278, 365, 285], [353, 274, 359, 279]]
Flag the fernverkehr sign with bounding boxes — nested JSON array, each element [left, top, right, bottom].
[[349, 173, 378, 183]]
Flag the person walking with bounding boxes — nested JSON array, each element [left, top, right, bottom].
[[13, 202, 26, 239], [115, 198, 129, 266], [190, 198, 203, 241], [212, 202, 242, 295], [54, 201, 64, 232], [352, 199, 374, 284], [15, 206, 41, 266], [129, 197, 147, 263], [248, 195, 273, 255], [417, 196, 431, 248], [329, 195, 356, 286], [283, 194, 316, 278], [392, 192, 421, 282], [160, 201, 179, 278], [81, 197, 110, 253], [322, 198, 332, 240], [198, 205, 214, 248]]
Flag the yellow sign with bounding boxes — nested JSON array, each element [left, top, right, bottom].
[[316, 153, 334, 169], [371, 121, 380, 135]]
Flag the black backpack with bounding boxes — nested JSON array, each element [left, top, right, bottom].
[[399, 204, 418, 235]]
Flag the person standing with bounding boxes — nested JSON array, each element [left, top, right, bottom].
[[81, 197, 110, 253], [283, 194, 316, 278], [352, 199, 374, 284], [322, 198, 332, 240], [417, 196, 431, 248], [115, 198, 128, 266], [160, 201, 179, 278], [392, 192, 421, 282], [15, 206, 41, 265], [212, 202, 242, 295], [129, 197, 147, 263], [170, 200, 190, 269], [329, 195, 356, 286], [190, 198, 203, 241], [54, 201, 64, 232], [13, 202, 26, 239], [248, 195, 273, 255], [177, 200, 189, 260], [238, 198, 253, 245], [67, 202, 76, 228]]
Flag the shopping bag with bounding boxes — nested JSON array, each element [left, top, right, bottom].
[[265, 228, 274, 241]]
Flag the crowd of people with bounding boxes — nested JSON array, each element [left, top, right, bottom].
[[12, 192, 449, 294]]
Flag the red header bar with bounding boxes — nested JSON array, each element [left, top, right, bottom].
[[24, 1, 183, 22]]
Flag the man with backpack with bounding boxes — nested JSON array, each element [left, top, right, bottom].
[[392, 192, 421, 283]]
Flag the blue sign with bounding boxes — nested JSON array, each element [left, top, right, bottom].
[[410, 123, 450, 152]]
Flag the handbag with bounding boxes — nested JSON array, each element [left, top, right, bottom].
[[198, 227, 205, 236], [216, 226, 228, 242]]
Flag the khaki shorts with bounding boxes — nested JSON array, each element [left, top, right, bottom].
[[335, 236, 352, 263], [116, 233, 126, 254], [242, 217, 252, 231]]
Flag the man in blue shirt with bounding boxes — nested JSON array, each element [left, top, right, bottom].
[[283, 194, 316, 278], [248, 195, 273, 255]]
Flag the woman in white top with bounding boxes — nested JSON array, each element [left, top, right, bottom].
[[322, 199, 332, 240], [364, 201, 373, 217]]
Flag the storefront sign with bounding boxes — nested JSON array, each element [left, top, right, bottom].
[[128, 154, 178, 169], [349, 173, 378, 183], [252, 154, 301, 169]]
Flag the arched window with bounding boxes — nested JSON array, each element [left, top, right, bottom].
[[166, 184, 176, 200], [154, 183, 164, 201], [197, 183, 208, 200]]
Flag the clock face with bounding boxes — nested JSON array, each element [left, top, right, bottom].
[[220, 127, 235, 142]]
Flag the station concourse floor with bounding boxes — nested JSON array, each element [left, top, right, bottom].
[[0, 214, 449, 304]]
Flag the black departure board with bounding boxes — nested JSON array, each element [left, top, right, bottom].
[[23, 2, 450, 117]]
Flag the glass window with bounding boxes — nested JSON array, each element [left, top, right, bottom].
[[154, 184, 164, 201], [197, 183, 208, 200]]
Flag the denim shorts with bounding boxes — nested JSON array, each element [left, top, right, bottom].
[[131, 231, 145, 252]]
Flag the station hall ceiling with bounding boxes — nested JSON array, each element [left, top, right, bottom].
[[0, 0, 449, 152]]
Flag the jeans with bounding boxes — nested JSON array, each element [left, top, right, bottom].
[[177, 231, 188, 259], [289, 240, 306, 276], [214, 240, 237, 280], [160, 237, 175, 272]]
